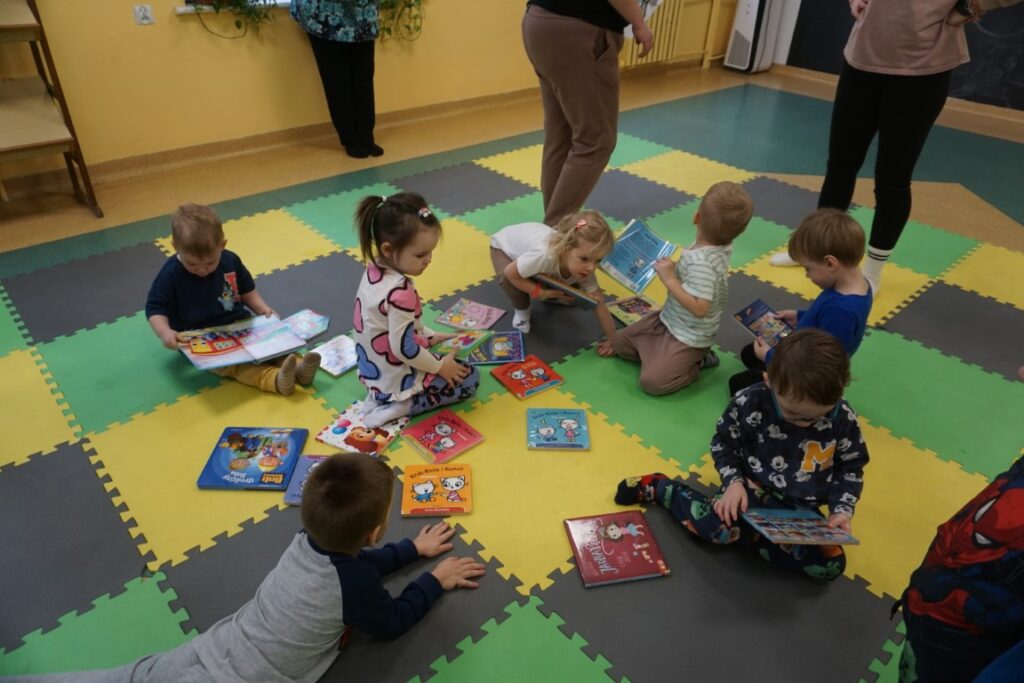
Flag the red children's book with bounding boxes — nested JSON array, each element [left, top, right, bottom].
[[563, 510, 670, 588], [490, 354, 563, 399], [402, 409, 484, 464]]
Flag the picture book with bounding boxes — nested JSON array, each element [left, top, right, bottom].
[[609, 295, 661, 326], [467, 330, 525, 365], [430, 330, 493, 360], [526, 408, 590, 450], [530, 274, 599, 310], [402, 409, 484, 465], [564, 510, 670, 588], [178, 315, 306, 371], [310, 334, 358, 377], [734, 299, 794, 348], [316, 402, 408, 457], [283, 309, 330, 341], [600, 219, 675, 294], [196, 427, 307, 491], [491, 355, 563, 399], [435, 298, 506, 330], [400, 463, 473, 516], [283, 455, 329, 506], [741, 508, 860, 546]]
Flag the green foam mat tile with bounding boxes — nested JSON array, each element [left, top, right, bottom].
[[645, 199, 699, 245], [849, 207, 979, 278], [845, 329, 1024, 478], [608, 132, 673, 169], [0, 572, 195, 675], [730, 216, 794, 269], [284, 182, 403, 250], [863, 621, 906, 683], [457, 192, 546, 236], [0, 285, 28, 357]]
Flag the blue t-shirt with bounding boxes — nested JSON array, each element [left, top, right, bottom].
[[145, 250, 255, 331], [796, 288, 873, 356]]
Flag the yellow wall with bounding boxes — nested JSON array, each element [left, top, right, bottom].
[[1, 0, 734, 176]]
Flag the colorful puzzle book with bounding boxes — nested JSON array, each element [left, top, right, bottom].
[[310, 334, 358, 377], [178, 315, 307, 370], [526, 408, 590, 450], [564, 510, 671, 588], [400, 463, 473, 516], [741, 508, 860, 546], [196, 426, 307, 491], [609, 295, 661, 326], [435, 298, 506, 330], [600, 219, 675, 294], [402, 409, 484, 464], [316, 402, 408, 457], [430, 330, 493, 359], [491, 355, 563, 399], [282, 309, 330, 341], [467, 330, 525, 365], [530, 274, 599, 309], [283, 454, 329, 506], [734, 299, 794, 348]]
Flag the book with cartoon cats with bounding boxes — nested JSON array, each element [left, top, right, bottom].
[[400, 463, 473, 516], [196, 426, 307, 491], [491, 355, 563, 399], [740, 508, 860, 546], [526, 408, 590, 450], [402, 409, 483, 464], [434, 298, 506, 330], [316, 401, 408, 457], [466, 330, 525, 365], [564, 510, 670, 588]]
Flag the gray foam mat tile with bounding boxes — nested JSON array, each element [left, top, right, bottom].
[[0, 243, 171, 344], [586, 169, 695, 223], [535, 476, 895, 683], [716, 272, 812, 357], [0, 441, 148, 651], [741, 176, 822, 230], [391, 162, 536, 216], [883, 281, 1024, 381]]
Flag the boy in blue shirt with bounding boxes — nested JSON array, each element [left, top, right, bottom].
[[145, 204, 320, 395], [729, 208, 873, 396], [616, 329, 869, 581]]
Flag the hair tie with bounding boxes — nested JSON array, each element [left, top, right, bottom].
[[371, 196, 386, 239], [418, 207, 433, 220], [575, 218, 587, 230]]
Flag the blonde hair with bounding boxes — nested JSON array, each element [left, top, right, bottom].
[[698, 182, 753, 246], [171, 203, 225, 258], [547, 210, 614, 261], [788, 208, 865, 267]]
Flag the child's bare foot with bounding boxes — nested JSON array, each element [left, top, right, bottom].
[[297, 352, 321, 386], [276, 354, 298, 396]]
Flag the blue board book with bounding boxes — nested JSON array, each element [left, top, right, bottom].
[[526, 408, 590, 450], [733, 298, 793, 348], [283, 454, 328, 505], [196, 427, 307, 490], [600, 219, 675, 294], [467, 330, 525, 365]]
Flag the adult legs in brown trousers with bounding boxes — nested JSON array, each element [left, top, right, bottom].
[[522, 6, 622, 226]]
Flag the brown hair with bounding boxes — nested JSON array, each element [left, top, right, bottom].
[[788, 208, 865, 267], [171, 203, 225, 257], [698, 182, 753, 246], [300, 453, 395, 553], [355, 192, 441, 265], [767, 328, 851, 406], [546, 210, 614, 261]]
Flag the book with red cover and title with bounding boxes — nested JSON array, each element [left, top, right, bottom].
[[400, 463, 473, 516], [402, 409, 484, 464], [491, 355, 563, 399], [564, 510, 670, 588]]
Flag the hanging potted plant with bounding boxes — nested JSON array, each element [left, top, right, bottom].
[[378, 0, 424, 41]]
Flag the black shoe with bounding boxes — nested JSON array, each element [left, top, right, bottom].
[[345, 146, 370, 159], [367, 143, 384, 157]]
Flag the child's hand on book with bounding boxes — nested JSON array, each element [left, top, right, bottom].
[[438, 353, 471, 387], [431, 556, 486, 590], [827, 512, 852, 535], [414, 522, 455, 558], [430, 333, 458, 346], [774, 310, 798, 326], [653, 257, 677, 284], [160, 329, 181, 350], [753, 336, 771, 360], [596, 340, 616, 357], [713, 480, 748, 527]]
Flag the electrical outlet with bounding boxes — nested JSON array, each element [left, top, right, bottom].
[[133, 4, 154, 25]]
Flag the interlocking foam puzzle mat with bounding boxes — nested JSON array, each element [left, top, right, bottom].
[[2, 84, 1022, 681]]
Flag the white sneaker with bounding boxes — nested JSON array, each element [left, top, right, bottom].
[[513, 318, 532, 334], [769, 251, 798, 267]]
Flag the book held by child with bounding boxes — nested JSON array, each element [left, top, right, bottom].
[[526, 408, 590, 450], [310, 334, 358, 377], [734, 299, 794, 348], [564, 510, 670, 587], [402, 410, 483, 464], [430, 330, 493, 359], [316, 402, 407, 457], [435, 298, 506, 330], [283, 455, 329, 505], [466, 330, 525, 365], [530, 274, 599, 309], [740, 508, 860, 546], [197, 427, 307, 490], [400, 463, 473, 516], [600, 219, 675, 294], [608, 295, 660, 326], [178, 315, 306, 370], [491, 355, 563, 399]]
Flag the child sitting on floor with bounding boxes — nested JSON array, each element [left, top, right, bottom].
[[616, 329, 870, 581], [352, 193, 479, 428], [597, 181, 752, 395], [25, 453, 486, 682], [145, 203, 320, 396], [729, 208, 872, 396], [488, 210, 617, 340]]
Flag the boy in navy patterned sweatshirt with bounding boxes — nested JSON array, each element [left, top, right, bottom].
[[616, 328, 869, 580]]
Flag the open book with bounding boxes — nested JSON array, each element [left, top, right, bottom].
[[600, 219, 675, 294], [734, 299, 793, 348], [177, 315, 306, 371]]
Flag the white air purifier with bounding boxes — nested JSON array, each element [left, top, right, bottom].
[[724, 0, 784, 73]]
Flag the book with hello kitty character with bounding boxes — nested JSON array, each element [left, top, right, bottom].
[[315, 402, 408, 457], [434, 298, 506, 330], [196, 427, 307, 490], [490, 355, 563, 399], [564, 510, 670, 588], [400, 463, 473, 516], [526, 408, 590, 450], [402, 409, 483, 465]]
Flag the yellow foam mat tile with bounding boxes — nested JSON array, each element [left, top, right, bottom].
[[387, 389, 688, 595], [942, 243, 1024, 310], [86, 383, 336, 570], [0, 348, 81, 469], [620, 150, 755, 197], [476, 145, 543, 189], [155, 210, 340, 277]]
